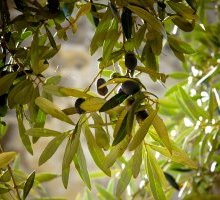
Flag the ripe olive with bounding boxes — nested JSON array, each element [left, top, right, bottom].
[[136, 110, 149, 123], [75, 98, 85, 114], [121, 7, 132, 39], [121, 80, 140, 95], [158, 1, 166, 9], [125, 52, 137, 71], [97, 78, 108, 96], [47, 0, 60, 12]]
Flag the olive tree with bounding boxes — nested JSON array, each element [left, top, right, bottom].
[[0, 0, 219, 199]]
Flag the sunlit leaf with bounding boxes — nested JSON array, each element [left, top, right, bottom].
[[25, 128, 61, 137], [0, 152, 17, 168], [35, 97, 74, 125]]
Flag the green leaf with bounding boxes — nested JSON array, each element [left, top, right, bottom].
[[128, 5, 166, 37], [75, 2, 91, 21], [134, 24, 147, 49], [39, 133, 67, 165], [59, 87, 92, 98], [25, 128, 61, 137], [132, 144, 143, 178], [105, 135, 131, 168], [84, 127, 111, 176], [112, 110, 128, 146], [167, 1, 198, 20], [100, 93, 128, 112], [116, 158, 133, 196], [8, 79, 30, 108], [177, 87, 207, 119], [73, 143, 91, 189], [145, 147, 167, 200], [96, 184, 115, 200], [152, 114, 172, 154], [35, 97, 74, 125], [43, 85, 64, 97], [149, 144, 197, 169], [62, 123, 81, 188], [80, 97, 106, 112], [168, 35, 195, 54], [0, 152, 16, 168], [129, 110, 157, 151], [16, 107, 33, 155], [35, 173, 59, 183], [90, 9, 112, 55], [0, 72, 18, 96], [102, 19, 120, 62], [23, 171, 35, 200], [136, 66, 168, 83]]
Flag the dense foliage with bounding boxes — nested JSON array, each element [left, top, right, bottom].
[[0, 0, 219, 199]]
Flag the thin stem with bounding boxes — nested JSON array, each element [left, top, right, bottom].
[[0, 145, 22, 200]]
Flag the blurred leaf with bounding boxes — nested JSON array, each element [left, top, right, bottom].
[[129, 110, 157, 151], [96, 184, 115, 200], [35, 173, 59, 183], [0, 72, 18, 96], [45, 25, 57, 49], [75, 2, 91, 22], [35, 97, 74, 125], [132, 144, 143, 178], [39, 133, 68, 165], [145, 147, 167, 200], [0, 152, 16, 168], [149, 144, 197, 169], [116, 158, 133, 196], [164, 172, 180, 190], [168, 35, 195, 54], [23, 171, 35, 200]]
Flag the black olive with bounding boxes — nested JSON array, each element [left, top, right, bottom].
[[97, 78, 108, 96], [47, 0, 60, 13], [125, 52, 137, 71], [0, 94, 8, 107], [136, 110, 149, 123], [158, 1, 166, 10], [75, 98, 85, 114], [121, 80, 140, 95], [121, 7, 132, 39], [14, 0, 26, 11]]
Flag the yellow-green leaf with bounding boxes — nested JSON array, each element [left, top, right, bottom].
[[59, 87, 92, 98], [35, 97, 73, 125], [25, 128, 61, 137], [132, 144, 143, 178], [0, 152, 17, 168], [0, 72, 18, 96], [149, 144, 197, 169], [84, 126, 111, 176], [129, 110, 157, 151], [80, 97, 106, 112], [39, 133, 68, 165]]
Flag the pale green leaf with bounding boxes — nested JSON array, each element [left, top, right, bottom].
[[25, 128, 61, 137], [39, 133, 68, 165], [35, 97, 74, 125]]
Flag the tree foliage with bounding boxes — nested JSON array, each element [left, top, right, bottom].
[[0, 0, 220, 199]]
